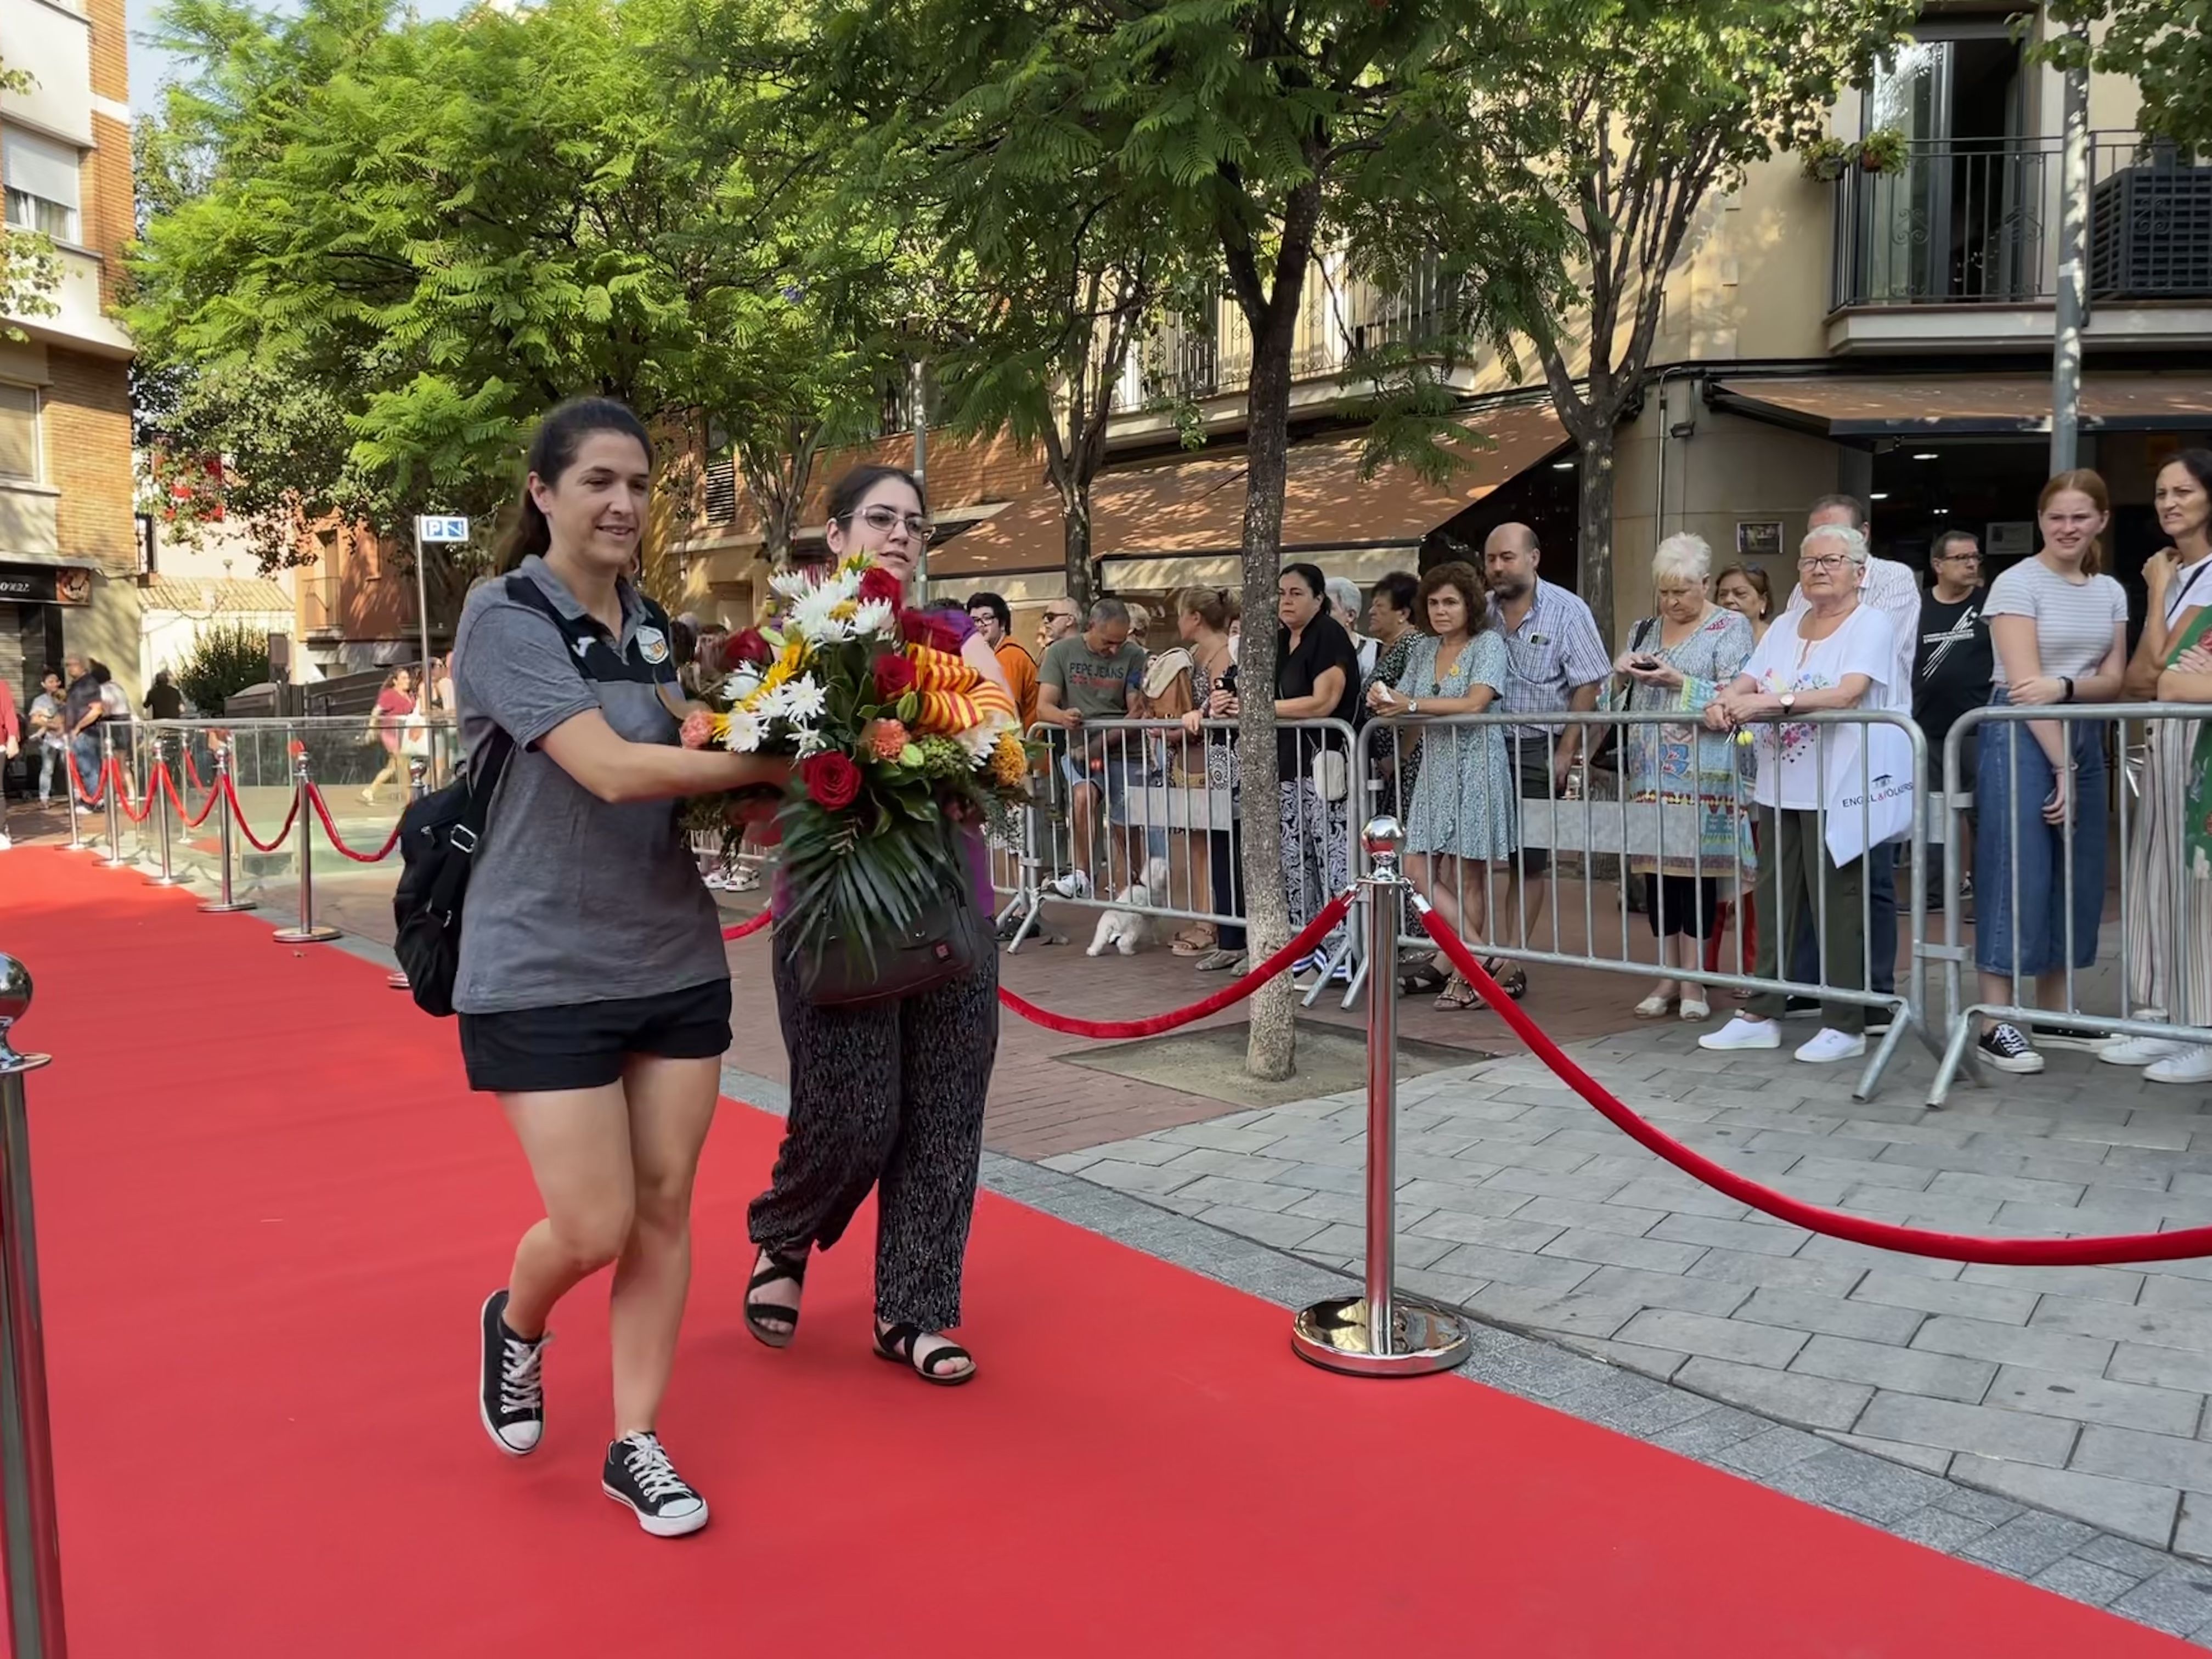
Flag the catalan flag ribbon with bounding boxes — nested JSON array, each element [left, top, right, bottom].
[[907, 644, 1017, 737]]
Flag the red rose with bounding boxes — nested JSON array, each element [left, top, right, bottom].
[[874, 651, 918, 699], [857, 566, 905, 608], [723, 628, 774, 670], [799, 751, 862, 812]]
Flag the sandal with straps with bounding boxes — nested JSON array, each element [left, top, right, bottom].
[[873, 1321, 977, 1386], [743, 1248, 808, 1348]]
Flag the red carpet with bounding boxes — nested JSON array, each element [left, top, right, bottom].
[[0, 847, 2189, 1656]]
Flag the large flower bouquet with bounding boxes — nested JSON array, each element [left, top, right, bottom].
[[679, 555, 1029, 970]]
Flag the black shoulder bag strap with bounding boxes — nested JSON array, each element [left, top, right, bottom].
[[423, 574, 573, 923]]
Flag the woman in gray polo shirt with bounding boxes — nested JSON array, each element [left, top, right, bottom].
[[456, 399, 785, 1538]]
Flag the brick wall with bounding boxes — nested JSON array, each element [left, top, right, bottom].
[[47, 349, 134, 569], [88, 0, 128, 104], [86, 112, 132, 307]]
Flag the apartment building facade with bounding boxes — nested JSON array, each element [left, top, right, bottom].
[[1, 0, 138, 702], [676, 6, 2212, 645]]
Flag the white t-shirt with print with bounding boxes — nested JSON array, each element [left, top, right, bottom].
[[1739, 605, 1898, 810]]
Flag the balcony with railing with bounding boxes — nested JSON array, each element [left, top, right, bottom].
[[1115, 258, 1466, 421], [1829, 133, 2212, 347]]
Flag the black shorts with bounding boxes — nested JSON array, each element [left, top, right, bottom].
[[1513, 745, 1556, 876], [459, 979, 733, 1094]]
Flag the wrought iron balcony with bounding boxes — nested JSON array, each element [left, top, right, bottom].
[[1831, 133, 2212, 310]]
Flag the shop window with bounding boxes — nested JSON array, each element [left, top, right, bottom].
[[2, 128, 82, 245], [0, 382, 36, 481]]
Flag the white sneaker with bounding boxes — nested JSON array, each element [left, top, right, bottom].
[[1699, 1016, 1781, 1052], [1794, 1027, 1867, 1065], [2101, 1035, 2188, 1068], [1048, 871, 1093, 900], [2147, 1046, 2212, 1086]]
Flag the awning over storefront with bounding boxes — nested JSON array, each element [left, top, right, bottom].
[[1712, 373, 2212, 438], [928, 399, 1566, 579]]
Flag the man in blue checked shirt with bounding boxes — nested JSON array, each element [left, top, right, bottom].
[[1483, 523, 1611, 996]]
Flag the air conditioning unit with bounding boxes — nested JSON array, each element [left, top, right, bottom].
[[2090, 153, 2212, 300]]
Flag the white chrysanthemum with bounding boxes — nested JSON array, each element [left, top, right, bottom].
[[953, 719, 1007, 765], [851, 597, 896, 637], [761, 675, 828, 725], [793, 725, 832, 757], [725, 669, 762, 704], [723, 710, 764, 754], [787, 584, 851, 645], [768, 567, 816, 602]]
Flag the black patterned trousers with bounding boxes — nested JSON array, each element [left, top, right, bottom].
[[748, 945, 1001, 1330]]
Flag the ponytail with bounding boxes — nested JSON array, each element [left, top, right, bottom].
[[499, 496, 552, 573]]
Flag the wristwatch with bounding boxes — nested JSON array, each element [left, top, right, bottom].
[[1406, 698, 1420, 715], [1778, 692, 1797, 714]]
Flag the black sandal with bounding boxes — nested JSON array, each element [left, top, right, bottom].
[[873, 1322, 976, 1386], [744, 1248, 808, 1348]]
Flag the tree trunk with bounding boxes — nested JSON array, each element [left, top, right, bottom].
[[1237, 304, 1300, 1084], [1062, 480, 1096, 615], [1575, 427, 1619, 649]]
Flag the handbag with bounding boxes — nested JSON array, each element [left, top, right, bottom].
[[1589, 618, 1656, 772], [400, 715, 432, 759], [789, 874, 991, 1008]]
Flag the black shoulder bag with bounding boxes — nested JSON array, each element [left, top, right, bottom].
[[391, 575, 561, 1017]]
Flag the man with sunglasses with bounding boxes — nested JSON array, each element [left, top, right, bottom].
[[1914, 532, 1991, 911], [1037, 597, 1147, 898], [1036, 600, 1079, 657]]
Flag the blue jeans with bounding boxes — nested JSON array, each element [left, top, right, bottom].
[[37, 744, 60, 801], [1974, 702, 2107, 978], [1787, 839, 1895, 994], [70, 733, 103, 803]]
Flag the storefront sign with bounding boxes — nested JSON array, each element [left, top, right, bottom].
[[1735, 521, 1785, 558], [0, 562, 93, 606]]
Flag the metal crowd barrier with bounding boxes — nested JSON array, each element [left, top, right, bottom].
[[1353, 707, 1932, 1102], [995, 716, 1362, 998], [1928, 701, 2212, 1105]]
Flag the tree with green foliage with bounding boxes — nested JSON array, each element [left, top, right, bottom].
[[0, 56, 61, 341], [2046, 1, 2212, 151], [173, 618, 273, 715], [1507, 0, 1911, 640], [865, 0, 1567, 1077]]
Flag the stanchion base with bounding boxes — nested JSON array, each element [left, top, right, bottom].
[[1290, 1296, 1471, 1377], [199, 900, 258, 914], [387, 970, 410, 991], [146, 873, 188, 888], [272, 926, 341, 944]]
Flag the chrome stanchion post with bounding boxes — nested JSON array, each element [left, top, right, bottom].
[[1291, 817, 1471, 1377], [199, 746, 256, 915], [147, 741, 180, 888], [0, 957, 68, 1657], [388, 759, 427, 990], [98, 728, 125, 869], [272, 751, 338, 945], [60, 753, 87, 855]]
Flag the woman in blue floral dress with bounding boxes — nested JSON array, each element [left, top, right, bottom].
[[1366, 562, 1512, 1009]]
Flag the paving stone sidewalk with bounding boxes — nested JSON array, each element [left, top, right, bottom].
[[1042, 1018, 2212, 1559]]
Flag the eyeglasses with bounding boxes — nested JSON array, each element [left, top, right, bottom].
[[846, 505, 934, 540], [1797, 554, 1852, 572], [1045, 609, 1077, 625]]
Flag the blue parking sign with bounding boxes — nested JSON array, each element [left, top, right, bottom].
[[417, 515, 470, 543]]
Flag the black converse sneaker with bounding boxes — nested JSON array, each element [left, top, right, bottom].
[[478, 1289, 548, 1457], [602, 1433, 709, 1537], [1977, 1022, 2045, 1075]]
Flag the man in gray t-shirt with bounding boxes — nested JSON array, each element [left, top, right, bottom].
[[1036, 597, 1148, 896], [449, 555, 726, 1015]]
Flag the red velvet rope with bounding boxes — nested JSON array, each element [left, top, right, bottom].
[[1417, 904, 2212, 1266], [159, 763, 223, 830], [67, 748, 106, 807], [186, 749, 207, 792], [304, 783, 403, 862], [996, 894, 1356, 1040], [721, 911, 772, 941], [221, 773, 300, 854], [116, 764, 160, 825]]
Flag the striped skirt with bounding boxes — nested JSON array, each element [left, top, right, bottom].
[[2124, 716, 2212, 1028]]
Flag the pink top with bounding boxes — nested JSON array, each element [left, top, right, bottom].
[[375, 687, 415, 752]]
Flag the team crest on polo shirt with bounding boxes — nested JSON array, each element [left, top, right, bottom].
[[637, 625, 671, 664]]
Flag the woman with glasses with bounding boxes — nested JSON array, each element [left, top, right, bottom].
[[1697, 524, 1899, 1066], [744, 465, 1009, 1387], [1970, 470, 2128, 1076]]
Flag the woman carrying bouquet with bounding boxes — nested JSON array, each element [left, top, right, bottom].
[[456, 398, 786, 1537], [743, 465, 1011, 1385]]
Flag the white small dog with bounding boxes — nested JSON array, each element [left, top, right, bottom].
[[1087, 857, 1172, 956]]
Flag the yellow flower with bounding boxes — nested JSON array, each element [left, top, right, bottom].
[[989, 731, 1029, 789]]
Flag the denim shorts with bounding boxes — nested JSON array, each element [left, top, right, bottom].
[[1973, 696, 2107, 978]]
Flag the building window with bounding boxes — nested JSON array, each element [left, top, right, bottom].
[[2, 128, 83, 245], [0, 382, 37, 482]]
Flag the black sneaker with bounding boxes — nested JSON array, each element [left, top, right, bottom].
[[602, 1432, 709, 1537], [1783, 996, 1821, 1018], [479, 1289, 547, 1457], [1978, 1022, 2045, 1075]]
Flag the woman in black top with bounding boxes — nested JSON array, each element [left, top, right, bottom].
[[1207, 562, 1361, 983]]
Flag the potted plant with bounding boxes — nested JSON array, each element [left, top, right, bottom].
[[1855, 127, 1908, 175], [1799, 136, 1853, 182]]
